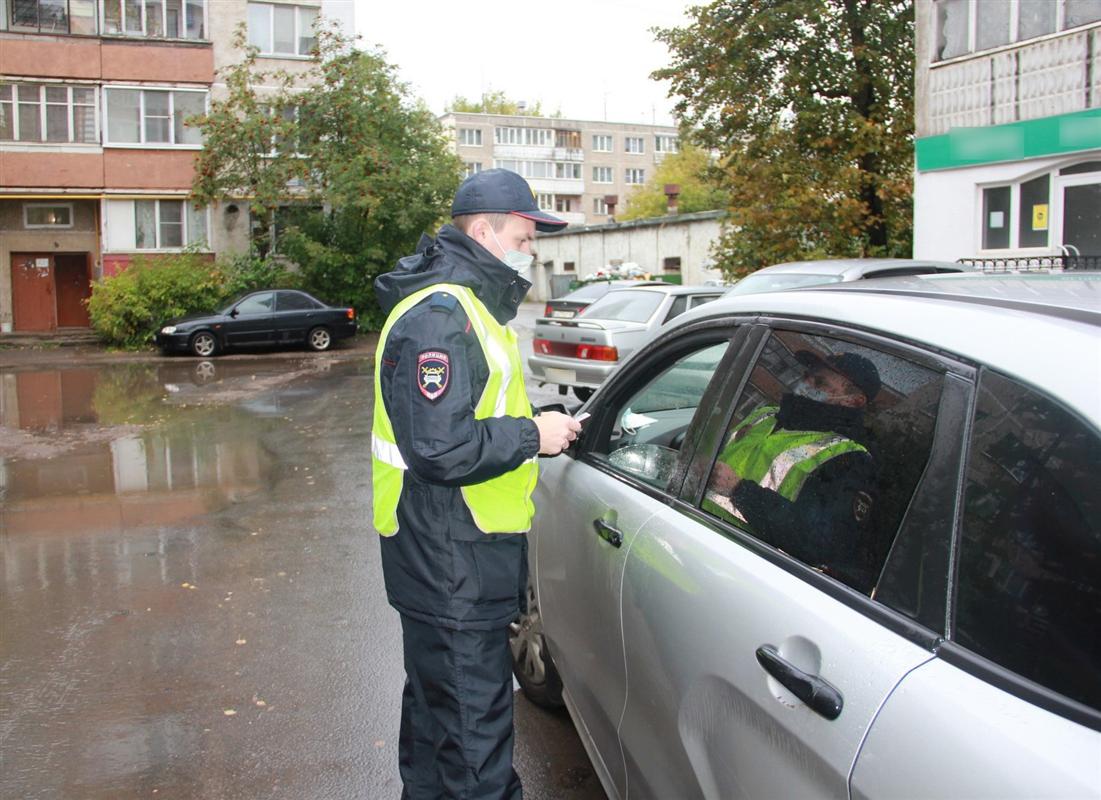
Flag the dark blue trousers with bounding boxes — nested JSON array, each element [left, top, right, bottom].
[[398, 615, 522, 800]]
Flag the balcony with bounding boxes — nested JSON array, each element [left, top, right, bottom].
[[552, 211, 587, 226], [493, 144, 555, 160], [529, 178, 585, 195], [553, 147, 584, 161]]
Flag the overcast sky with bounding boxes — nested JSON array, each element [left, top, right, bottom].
[[348, 0, 697, 126]]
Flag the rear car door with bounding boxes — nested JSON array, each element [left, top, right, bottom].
[[273, 290, 321, 343], [851, 368, 1101, 798], [534, 321, 742, 800], [617, 323, 967, 799], [224, 291, 276, 346]]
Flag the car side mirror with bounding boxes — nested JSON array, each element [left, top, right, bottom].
[[229, 308, 239, 318], [538, 402, 568, 415]]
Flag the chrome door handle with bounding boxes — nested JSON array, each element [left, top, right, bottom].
[[593, 518, 623, 548], [755, 644, 843, 720]]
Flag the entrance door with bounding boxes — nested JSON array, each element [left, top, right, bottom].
[[55, 254, 92, 327], [11, 254, 56, 332], [1062, 181, 1101, 256]]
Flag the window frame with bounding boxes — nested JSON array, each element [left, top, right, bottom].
[[0, 82, 99, 144], [592, 165, 613, 184], [655, 134, 679, 153], [457, 127, 482, 147], [977, 162, 1099, 253], [592, 133, 613, 152], [246, 1, 317, 57], [133, 198, 208, 250], [24, 202, 75, 228], [625, 167, 645, 185], [624, 135, 645, 154], [103, 85, 207, 147], [98, 0, 207, 39], [933, 0, 1100, 63]]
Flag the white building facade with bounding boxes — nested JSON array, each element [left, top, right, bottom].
[[439, 111, 680, 227], [914, 0, 1101, 264]]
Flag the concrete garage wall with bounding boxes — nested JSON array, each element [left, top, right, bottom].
[[531, 210, 726, 301]]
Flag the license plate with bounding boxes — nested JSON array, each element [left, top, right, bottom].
[[552, 310, 575, 319], [544, 367, 576, 384]]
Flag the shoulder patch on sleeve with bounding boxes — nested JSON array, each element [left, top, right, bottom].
[[417, 350, 450, 401], [429, 291, 459, 313]]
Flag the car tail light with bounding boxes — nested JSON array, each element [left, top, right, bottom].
[[577, 344, 618, 361], [544, 304, 553, 317], [534, 338, 618, 361], [346, 308, 355, 319]]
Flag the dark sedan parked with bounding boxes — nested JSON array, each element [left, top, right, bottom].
[[156, 289, 356, 357]]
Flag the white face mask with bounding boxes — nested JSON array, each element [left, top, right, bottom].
[[793, 381, 831, 403], [488, 227, 534, 272]]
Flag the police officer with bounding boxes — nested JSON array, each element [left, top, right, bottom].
[[707, 350, 881, 591], [372, 168, 581, 799]]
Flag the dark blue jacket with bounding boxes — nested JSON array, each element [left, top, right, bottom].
[[374, 225, 541, 629]]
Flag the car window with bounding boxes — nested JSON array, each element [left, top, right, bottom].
[[277, 291, 318, 311], [581, 290, 663, 322], [726, 273, 843, 296], [689, 294, 720, 309], [700, 331, 945, 594], [955, 369, 1101, 712], [663, 295, 688, 324], [235, 293, 274, 315], [590, 341, 730, 491], [566, 283, 612, 301]]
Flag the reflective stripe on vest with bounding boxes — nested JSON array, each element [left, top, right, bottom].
[[372, 283, 537, 536], [718, 406, 867, 502]]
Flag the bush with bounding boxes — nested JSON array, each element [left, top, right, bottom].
[[88, 251, 301, 349]]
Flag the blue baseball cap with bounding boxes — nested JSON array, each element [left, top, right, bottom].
[[451, 168, 568, 232]]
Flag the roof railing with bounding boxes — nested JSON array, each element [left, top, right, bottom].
[[957, 255, 1101, 272]]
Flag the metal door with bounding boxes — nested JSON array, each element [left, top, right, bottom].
[[11, 254, 56, 331], [55, 254, 92, 327]]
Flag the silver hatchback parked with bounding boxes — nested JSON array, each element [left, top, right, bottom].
[[511, 273, 1101, 800]]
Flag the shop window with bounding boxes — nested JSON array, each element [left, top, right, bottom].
[[982, 186, 1011, 249], [1017, 175, 1050, 248]]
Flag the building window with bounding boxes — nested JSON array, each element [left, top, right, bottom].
[[134, 199, 207, 249], [978, 164, 1099, 252], [663, 256, 682, 272], [655, 135, 679, 153], [99, 0, 206, 38], [625, 136, 645, 154], [555, 162, 581, 180], [536, 193, 554, 211], [982, 185, 1011, 249], [494, 126, 523, 145], [625, 168, 645, 185], [592, 134, 613, 152], [457, 128, 482, 146], [555, 196, 573, 213], [556, 130, 581, 148], [463, 161, 483, 178], [934, 0, 1101, 61], [592, 166, 613, 183], [564, 261, 576, 272], [593, 197, 608, 214], [7, 0, 98, 34], [24, 203, 74, 228], [1018, 174, 1050, 248], [104, 87, 206, 146], [247, 2, 317, 56], [524, 128, 553, 146], [0, 83, 97, 143]]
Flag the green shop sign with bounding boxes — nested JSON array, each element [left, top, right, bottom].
[[916, 109, 1101, 171]]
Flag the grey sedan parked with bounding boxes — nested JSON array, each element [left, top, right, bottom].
[[512, 273, 1100, 799], [529, 283, 723, 401], [725, 257, 971, 296]]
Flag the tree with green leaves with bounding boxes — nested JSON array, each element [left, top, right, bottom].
[[445, 90, 560, 117], [618, 144, 729, 221], [191, 24, 462, 327], [654, 0, 914, 277]]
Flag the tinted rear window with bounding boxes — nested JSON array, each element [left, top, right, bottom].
[[726, 273, 843, 296], [581, 290, 664, 322], [564, 283, 613, 301]]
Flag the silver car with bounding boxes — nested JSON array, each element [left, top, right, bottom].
[[528, 284, 723, 401], [725, 257, 971, 296], [512, 273, 1101, 799]]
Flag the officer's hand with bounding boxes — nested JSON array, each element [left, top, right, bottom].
[[534, 412, 582, 456], [709, 462, 740, 495]]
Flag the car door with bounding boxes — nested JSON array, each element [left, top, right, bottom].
[[616, 324, 964, 799], [273, 290, 320, 343], [225, 291, 275, 346], [535, 321, 743, 800], [851, 368, 1101, 798]]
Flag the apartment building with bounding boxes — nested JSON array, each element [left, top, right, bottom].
[[440, 111, 681, 228], [0, 0, 353, 333], [913, 0, 1101, 264]]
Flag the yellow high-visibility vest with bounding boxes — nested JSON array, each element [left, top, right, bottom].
[[372, 284, 538, 536]]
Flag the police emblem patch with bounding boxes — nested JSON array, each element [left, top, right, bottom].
[[853, 490, 873, 523], [417, 350, 450, 401]]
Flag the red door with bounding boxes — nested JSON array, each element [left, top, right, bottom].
[[11, 254, 57, 332], [55, 254, 92, 327]]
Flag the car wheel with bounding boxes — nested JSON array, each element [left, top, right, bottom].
[[307, 326, 332, 352], [189, 331, 218, 358], [509, 583, 564, 708], [573, 386, 594, 402]]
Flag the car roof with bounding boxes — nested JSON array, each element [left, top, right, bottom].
[[674, 272, 1101, 422], [748, 258, 970, 279], [606, 283, 724, 296]]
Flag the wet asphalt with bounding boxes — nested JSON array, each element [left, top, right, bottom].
[[0, 304, 606, 800]]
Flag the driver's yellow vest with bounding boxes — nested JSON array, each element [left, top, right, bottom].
[[372, 284, 538, 536]]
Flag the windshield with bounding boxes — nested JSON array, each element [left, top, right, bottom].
[[564, 283, 613, 301], [726, 273, 844, 296], [580, 289, 664, 322]]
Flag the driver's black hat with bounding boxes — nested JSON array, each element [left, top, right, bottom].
[[451, 168, 568, 232], [796, 350, 882, 401]]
